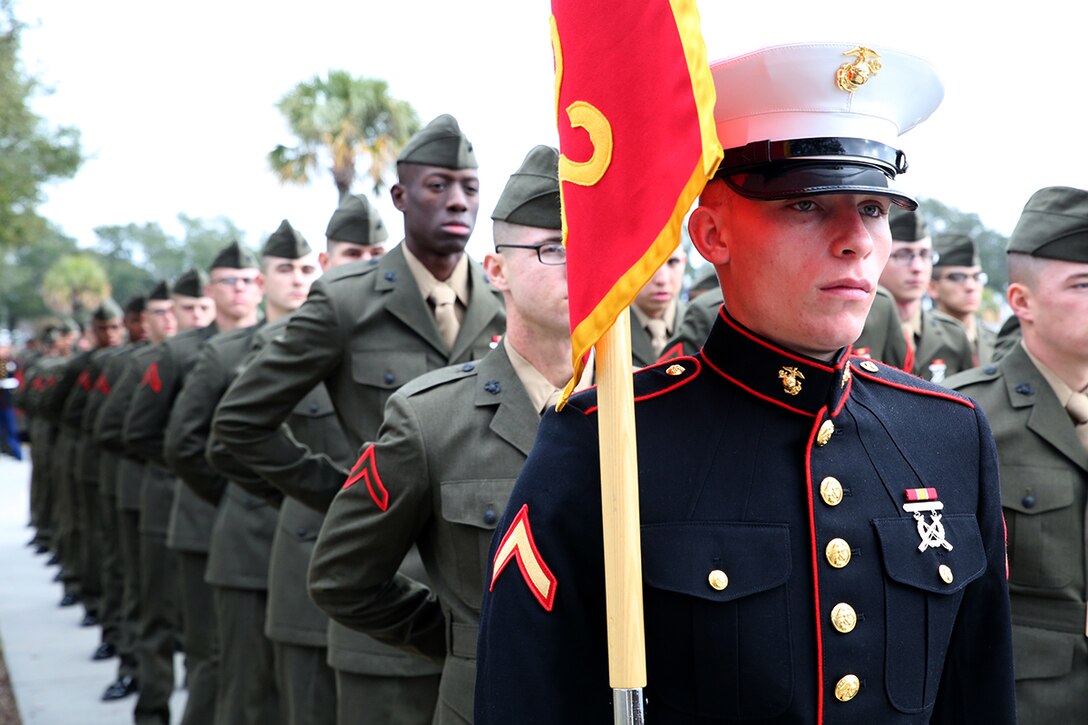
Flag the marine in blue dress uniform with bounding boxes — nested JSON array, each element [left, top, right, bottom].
[[475, 42, 1015, 723]]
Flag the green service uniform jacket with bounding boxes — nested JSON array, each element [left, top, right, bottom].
[[911, 309, 974, 384], [630, 301, 687, 368], [947, 344, 1088, 723], [852, 287, 909, 370], [164, 324, 277, 588], [212, 246, 505, 501], [664, 289, 722, 360], [92, 342, 150, 510], [124, 324, 219, 552], [310, 342, 538, 723]]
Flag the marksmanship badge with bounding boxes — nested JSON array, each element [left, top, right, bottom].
[[903, 487, 953, 552]]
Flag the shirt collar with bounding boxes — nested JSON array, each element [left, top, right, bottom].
[[402, 243, 470, 306]]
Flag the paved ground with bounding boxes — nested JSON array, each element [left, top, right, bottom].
[[0, 451, 188, 724]]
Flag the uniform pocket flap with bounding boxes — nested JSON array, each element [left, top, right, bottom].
[[641, 522, 791, 603], [350, 349, 428, 390], [872, 514, 986, 594], [1000, 465, 1076, 515], [440, 479, 517, 531], [1012, 624, 1076, 680]]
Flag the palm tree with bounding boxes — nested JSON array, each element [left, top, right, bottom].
[[41, 253, 111, 322], [269, 71, 420, 200]]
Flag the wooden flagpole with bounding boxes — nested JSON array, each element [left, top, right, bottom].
[[595, 308, 647, 724]]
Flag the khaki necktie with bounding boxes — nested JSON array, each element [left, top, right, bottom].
[[1065, 391, 1088, 452], [430, 283, 459, 350], [645, 318, 668, 359]]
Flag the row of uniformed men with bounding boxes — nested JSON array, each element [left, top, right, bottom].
[[17, 113, 688, 725]]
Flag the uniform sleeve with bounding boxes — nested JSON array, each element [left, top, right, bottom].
[[212, 280, 349, 500], [931, 402, 1015, 722], [205, 427, 282, 502], [308, 391, 442, 658], [95, 359, 138, 452], [41, 359, 77, 426], [163, 344, 229, 505], [123, 346, 178, 465], [475, 406, 614, 724]]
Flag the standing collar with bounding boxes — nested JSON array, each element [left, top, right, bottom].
[[700, 307, 852, 417]]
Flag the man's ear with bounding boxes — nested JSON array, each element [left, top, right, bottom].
[[1007, 282, 1033, 324], [483, 252, 510, 293], [390, 182, 407, 212], [688, 201, 731, 266]]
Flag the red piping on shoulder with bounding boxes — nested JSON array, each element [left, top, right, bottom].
[[849, 363, 975, 409], [582, 357, 702, 416]]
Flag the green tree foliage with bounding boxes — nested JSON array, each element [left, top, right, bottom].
[[269, 71, 420, 199], [93, 214, 245, 282], [0, 223, 77, 328], [0, 1, 83, 248], [41, 253, 111, 321]]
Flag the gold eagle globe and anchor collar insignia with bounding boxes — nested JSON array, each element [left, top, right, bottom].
[[836, 47, 882, 93], [903, 487, 954, 552], [779, 366, 804, 396]]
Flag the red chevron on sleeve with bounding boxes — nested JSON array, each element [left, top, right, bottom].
[[343, 445, 388, 512], [139, 361, 162, 393], [490, 504, 557, 612], [77, 370, 93, 390]]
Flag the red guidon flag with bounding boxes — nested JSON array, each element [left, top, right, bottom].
[[552, 0, 721, 404]]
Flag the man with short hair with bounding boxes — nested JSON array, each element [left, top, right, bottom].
[[124, 243, 261, 725], [93, 280, 175, 702], [208, 194, 386, 725], [310, 145, 588, 725], [929, 232, 996, 365], [166, 220, 318, 725], [630, 246, 687, 366], [214, 114, 506, 725], [947, 186, 1088, 723], [476, 42, 1014, 722], [878, 208, 973, 382]]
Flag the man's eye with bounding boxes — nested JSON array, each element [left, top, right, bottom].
[[860, 204, 884, 218], [792, 200, 817, 212]]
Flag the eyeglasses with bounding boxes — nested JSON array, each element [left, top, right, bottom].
[[936, 271, 988, 285], [494, 242, 567, 266], [888, 249, 939, 266], [210, 275, 260, 287]]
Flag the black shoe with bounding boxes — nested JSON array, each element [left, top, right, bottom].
[[34, 544, 49, 555], [81, 611, 99, 627], [100, 675, 138, 701], [45, 553, 60, 566], [59, 592, 80, 607], [92, 642, 116, 660], [52, 570, 64, 582]]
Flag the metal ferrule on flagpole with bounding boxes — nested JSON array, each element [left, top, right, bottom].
[[613, 687, 646, 725]]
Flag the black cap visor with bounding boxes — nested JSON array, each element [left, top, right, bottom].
[[720, 161, 917, 209]]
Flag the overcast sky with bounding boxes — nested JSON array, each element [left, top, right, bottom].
[[19, 0, 1088, 267]]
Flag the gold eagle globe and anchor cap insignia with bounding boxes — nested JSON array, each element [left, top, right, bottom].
[[836, 46, 882, 93], [779, 366, 804, 396]]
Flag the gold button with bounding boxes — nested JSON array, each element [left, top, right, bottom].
[[708, 569, 729, 591], [816, 420, 835, 446], [825, 538, 851, 568], [819, 477, 843, 506], [830, 602, 857, 633], [860, 360, 879, 373], [834, 674, 860, 702], [841, 365, 851, 388], [665, 364, 685, 376], [938, 564, 953, 584]]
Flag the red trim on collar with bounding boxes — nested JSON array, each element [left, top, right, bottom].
[[701, 351, 816, 418], [804, 409, 827, 723], [721, 311, 837, 373], [850, 363, 975, 409], [581, 357, 702, 416]]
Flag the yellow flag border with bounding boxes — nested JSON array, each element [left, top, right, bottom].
[[558, 0, 722, 408]]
